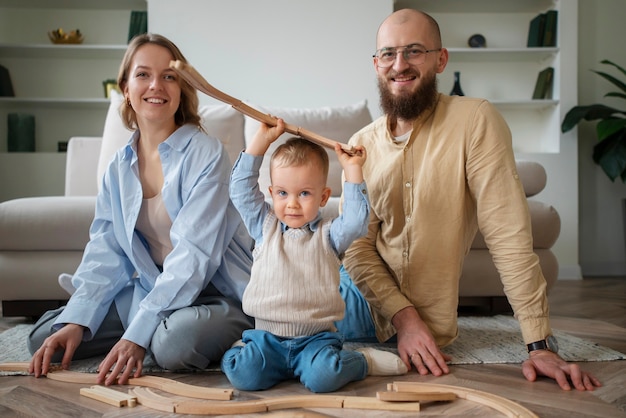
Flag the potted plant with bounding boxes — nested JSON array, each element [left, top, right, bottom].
[[561, 59, 626, 182]]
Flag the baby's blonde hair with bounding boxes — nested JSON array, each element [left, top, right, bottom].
[[270, 137, 329, 184]]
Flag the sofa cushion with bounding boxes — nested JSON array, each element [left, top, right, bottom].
[[97, 90, 245, 191], [243, 101, 372, 198], [0, 196, 95, 251], [516, 160, 547, 197]]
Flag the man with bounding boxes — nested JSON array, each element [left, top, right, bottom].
[[339, 8, 601, 391]]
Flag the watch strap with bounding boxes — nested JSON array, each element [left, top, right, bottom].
[[527, 340, 549, 353]]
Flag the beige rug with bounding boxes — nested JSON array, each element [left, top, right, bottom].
[[1, 315, 624, 376]]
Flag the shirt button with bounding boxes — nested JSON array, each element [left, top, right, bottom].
[[405, 182, 411, 188], [402, 251, 408, 258], [406, 216, 411, 222]]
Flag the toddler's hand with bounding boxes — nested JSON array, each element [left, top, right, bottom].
[[246, 118, 285, 156], [335, 143, 366, 184]]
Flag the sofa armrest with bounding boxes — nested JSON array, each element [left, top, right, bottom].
[[65, 136, 102, 197], [0, 196, 95, 251]]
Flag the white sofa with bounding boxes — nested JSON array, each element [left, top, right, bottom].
[[0, 92, 561, 317]]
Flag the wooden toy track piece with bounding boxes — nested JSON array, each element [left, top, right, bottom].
[[80, 385, 137, 407], [0, 361, 232, 401], [169, 60, 356, 155], [376, 390, 456, 402], [129, 387, 426, 415], [389, 381, 539, 418]]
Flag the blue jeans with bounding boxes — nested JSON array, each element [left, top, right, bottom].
[[335, 265, 378, 342], [221, 330, 367, 393]]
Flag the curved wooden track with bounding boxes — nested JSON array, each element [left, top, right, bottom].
[[127, 381, 538, 417], [169, 60, 355, 155], [1, 362, 538, 416], [0, 362, 231, 400]]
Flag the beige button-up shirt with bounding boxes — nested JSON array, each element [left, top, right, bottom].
[[344, 94, 551, 347]]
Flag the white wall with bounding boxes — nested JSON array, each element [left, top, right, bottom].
[[577, 0, 626, 276], [148, 0, 583, 279], [147, 0, 393, 116]]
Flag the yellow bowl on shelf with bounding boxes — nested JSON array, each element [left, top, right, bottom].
[[48, 29, 84, 44]]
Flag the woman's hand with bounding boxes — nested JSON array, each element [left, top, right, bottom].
[[97, 339, 146, 385], [28, 323, 84, 377]]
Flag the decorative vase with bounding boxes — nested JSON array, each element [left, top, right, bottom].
[[7, 113, 35, 152], [450, 71, 465, 96]]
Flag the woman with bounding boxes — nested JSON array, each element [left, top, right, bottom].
[[28, 34, 253, 385]]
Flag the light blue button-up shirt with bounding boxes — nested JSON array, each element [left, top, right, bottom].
[[55, 124, 253, 349]]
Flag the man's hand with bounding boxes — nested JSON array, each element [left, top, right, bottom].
[[522, 350, 602, 391], [97, 339, 146, 386], [29, 323, 84, 377], [392, 306, 451, 376]]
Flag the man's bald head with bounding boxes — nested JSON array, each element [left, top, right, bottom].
[[376, 9, 442, 49]]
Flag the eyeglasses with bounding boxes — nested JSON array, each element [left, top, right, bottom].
[[373, 44, 441, 68]]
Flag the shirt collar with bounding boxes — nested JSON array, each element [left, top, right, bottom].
[[280, 212, 323, 233]]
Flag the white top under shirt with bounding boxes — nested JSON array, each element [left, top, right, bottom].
[[395, 130, 412, 142], [136, 193, 173, 266]]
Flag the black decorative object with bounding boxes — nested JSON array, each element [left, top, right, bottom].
[[468, 34, 486, 48], [450, 71, 465, 96], [0, 64, 14, 97], [7, 113, 35, 152]]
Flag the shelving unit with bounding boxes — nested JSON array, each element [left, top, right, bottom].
[[394, 0, 573, 154], [0, 0, 146, 201]]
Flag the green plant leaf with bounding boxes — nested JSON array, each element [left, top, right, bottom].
[[605, 92, 626, 100], [561, 104, 624, 132], [593, 70, 626, 95], [600, 59, 626, 80], [597, 118, 626, 141], [592, 130, 626, 182]]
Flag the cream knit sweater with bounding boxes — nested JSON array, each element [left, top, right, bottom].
[[242, 213, 344, 337]]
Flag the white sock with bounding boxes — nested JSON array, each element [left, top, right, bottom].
[[356, 347, 408, 376], [230, 339, 245, 349], [58, 273, 75, 295]]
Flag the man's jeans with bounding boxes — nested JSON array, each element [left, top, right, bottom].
[[335, 265, 378, 342]]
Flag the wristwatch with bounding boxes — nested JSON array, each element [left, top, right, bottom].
[[527, 335, 559, 353]]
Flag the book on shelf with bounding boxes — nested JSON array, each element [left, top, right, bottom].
[[526, 10, 558, 47], [532, 67, 554, 100], [542, 10, 558, 47], [128, 10, 148, 43], [526, 13, 546, 47]]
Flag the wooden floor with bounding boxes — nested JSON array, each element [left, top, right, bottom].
[[1, 277, 625, 417]]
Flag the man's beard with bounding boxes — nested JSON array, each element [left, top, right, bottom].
[[377, 71, 439, 121]]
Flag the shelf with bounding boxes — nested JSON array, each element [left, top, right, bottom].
[[0, 0, 146, 10], [0, 97, 110, 109], [395, 0, 556, 13], [0, 43, 127, 59], [491, 99, 558, 110], [447, 47, 558, 62], [0, 151, 65, 155]]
